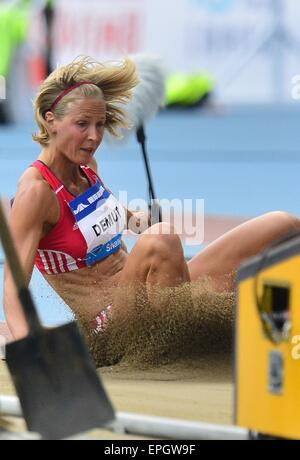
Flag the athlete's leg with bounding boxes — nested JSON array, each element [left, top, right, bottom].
[[187, 211, 300, 291], [118, 222, 190, 287]]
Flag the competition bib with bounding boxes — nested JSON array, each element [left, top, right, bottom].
[[68, 180, 126, 266]]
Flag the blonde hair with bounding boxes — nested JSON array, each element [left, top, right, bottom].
[[32, 56, 139, 145]]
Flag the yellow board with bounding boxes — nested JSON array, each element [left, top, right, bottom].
[[235, 235, 300, 440]]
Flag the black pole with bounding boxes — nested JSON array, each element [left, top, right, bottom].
[[136, 125, 162, 223]]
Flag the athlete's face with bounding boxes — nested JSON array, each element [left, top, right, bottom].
[[49, 97, 106, 165]]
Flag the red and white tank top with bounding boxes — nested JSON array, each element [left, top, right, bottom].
[[33, 160, 126, 275]]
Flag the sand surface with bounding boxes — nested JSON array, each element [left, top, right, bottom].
[[101, 356, 233, 424], [0, 353, 233, 439]]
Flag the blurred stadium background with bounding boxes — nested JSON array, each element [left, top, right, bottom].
[[1, 0, 300, 324]]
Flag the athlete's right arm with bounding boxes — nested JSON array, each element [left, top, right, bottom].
[[3, 177, 57, 340]]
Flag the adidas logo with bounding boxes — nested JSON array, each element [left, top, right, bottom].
[[74, 203, 89, 215]]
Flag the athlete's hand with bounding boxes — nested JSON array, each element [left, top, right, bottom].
[[127, 210, 150, 234]]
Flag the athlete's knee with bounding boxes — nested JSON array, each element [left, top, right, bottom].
[[139, 224, 184, 263], [268, 211, 300, 231], [146, 222, 177, 236]]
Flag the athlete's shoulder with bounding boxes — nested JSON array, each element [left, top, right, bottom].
[[18, 166, 53, 196], [13, 166, 58, 219]]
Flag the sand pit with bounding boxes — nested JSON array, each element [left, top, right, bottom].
[[100, 355, 233, 425], [0, 350, 233, 439], [0, 279, 235, 438]]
